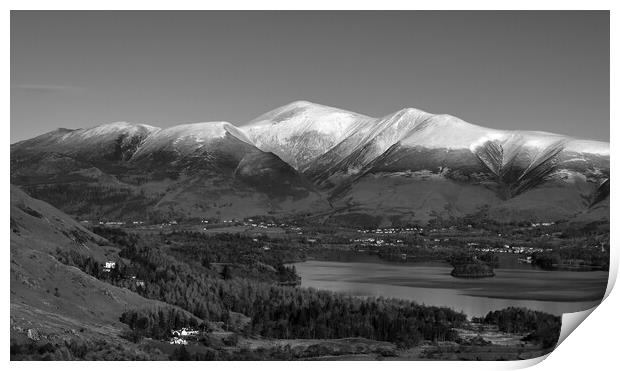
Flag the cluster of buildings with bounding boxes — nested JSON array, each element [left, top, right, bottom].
[[102, 261, 116, 273], [159, 220, 178, 227], [85, 217, 307, 233], [87, 220, 126, 226], [470, 245, 548, 255], [169, 327, 200, 345], [79, 220, 148, 226], [213, 218, 295, 230], [356, 227, 422, 234], [351, 237, 405, 247], [531, 222, 555, 227]]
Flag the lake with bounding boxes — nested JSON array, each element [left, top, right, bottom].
[[293, 260, 608, 318]]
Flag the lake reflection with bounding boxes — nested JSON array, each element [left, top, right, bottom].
[[293, 260, 608, 318]]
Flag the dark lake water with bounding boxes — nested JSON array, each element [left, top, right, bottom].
[[293, 260, 608, 318]]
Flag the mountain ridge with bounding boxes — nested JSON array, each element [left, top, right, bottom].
[[12, 101, 609, 159], [10, 101, 609, 224]]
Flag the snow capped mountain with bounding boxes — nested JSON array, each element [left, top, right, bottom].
[[299, 105, 609, 191], [10, 100, 609, 224], [244, 101, 374, 169], [237, 101, 606, 223], [11, 117, 330, 221]]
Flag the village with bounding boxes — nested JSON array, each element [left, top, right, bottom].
[[85, 214, 607, 280]]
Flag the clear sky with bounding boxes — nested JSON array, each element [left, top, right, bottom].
[[11, 11, 609, 143]]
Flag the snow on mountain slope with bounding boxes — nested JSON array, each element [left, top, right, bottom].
[[131, 121, 253, 161], [304, 108, 434, 183], [303, 105, 609, 189], [68, 121, 160, 140], [14, 122, 159, 150], [294, 105, 609, 224], [244, 101, 374, 169], [392, 114, 578, 153], [564, 139, 609, 155], [11, 122, 160, 164], [135, 124, 331, 219]]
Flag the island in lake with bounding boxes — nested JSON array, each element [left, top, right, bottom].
[[450, 255, 495, 278]]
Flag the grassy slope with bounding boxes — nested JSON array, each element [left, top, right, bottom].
[[328, 171, 606, 224], [10, 186, 192, 344]]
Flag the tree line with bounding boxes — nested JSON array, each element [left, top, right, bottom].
[[474, 307, 561, 348], [119, 307, 200, 342], [63, 227, 467, 347]]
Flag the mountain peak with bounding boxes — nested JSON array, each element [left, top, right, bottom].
[[281, 100, 315, 109], [131, 121, 254, 160], [72, 121, 160, 140], [246, 100, 369, 128], [393, 107, 430, 117], [244, 101, 373, 169], [52, 127, 76, 134], [90, 121, 158, 130]]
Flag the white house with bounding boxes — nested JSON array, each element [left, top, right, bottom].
[[169, 337, 188, 345], [103, 261, 116, 272], [172, 327, 199, 337]]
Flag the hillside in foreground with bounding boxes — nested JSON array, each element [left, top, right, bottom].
[[10, 185, 198, 360]]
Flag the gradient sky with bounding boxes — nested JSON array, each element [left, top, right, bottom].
[[11, 11, 609, 143]]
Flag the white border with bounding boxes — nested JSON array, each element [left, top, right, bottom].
[[3, 3, 617, 371]]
